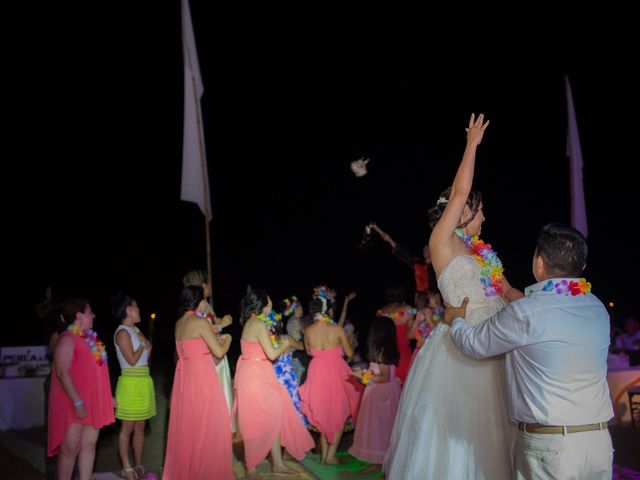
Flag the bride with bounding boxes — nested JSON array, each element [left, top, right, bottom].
[[383, 114, 521, 479]]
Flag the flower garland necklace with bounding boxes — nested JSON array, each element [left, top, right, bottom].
[[455, 228, 504, 297], [67, 324, 108, 365], [528, 278, 592, 296], [256, 311, 282, 347], [314, 313, 335, 324]]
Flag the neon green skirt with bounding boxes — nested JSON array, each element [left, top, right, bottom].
[[115, 366, 156, 421]]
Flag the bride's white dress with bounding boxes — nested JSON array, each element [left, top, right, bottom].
[[383, 255, 517, 479]]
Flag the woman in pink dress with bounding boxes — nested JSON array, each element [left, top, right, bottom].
[[349, 315, 401, 469], [48, 298, 115, 480], [163, 285, 234, 480], [299, 286, 363, 465], [376, 284, 416, 384], [234, 286, 314, 480]]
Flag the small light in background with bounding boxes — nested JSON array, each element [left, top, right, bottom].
[[150, 313, 156, 320], [608, 302, 615, 308]]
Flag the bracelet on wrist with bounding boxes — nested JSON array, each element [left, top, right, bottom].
[[74, 399, 84, 407]]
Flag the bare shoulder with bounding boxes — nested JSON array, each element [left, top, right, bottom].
[[56, 333, 74, 348]]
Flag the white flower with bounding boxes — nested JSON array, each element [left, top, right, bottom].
[[350, 157, 370, 177]]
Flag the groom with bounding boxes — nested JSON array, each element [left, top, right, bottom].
[[443, 223, 613, 480]]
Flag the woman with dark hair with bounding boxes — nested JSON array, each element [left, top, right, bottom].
[[376, 284, 416, 384], [384, 114, 522, 479], [111, 292, 155, 479], [349, 315, 401, 470], [234, 286, 314, 480], [47, 297, 115, 480], [298, 286, 362, 465], [162, 285, 233, 479]]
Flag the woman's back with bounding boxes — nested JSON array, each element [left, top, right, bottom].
[[305, 322, 344, 350]]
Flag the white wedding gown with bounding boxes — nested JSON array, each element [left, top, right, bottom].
[[383, 255, 517, 479]]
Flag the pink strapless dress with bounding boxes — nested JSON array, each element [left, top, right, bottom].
[[299, 346, 362, 443], [234, 340, 314, 470], [349, 363, 402, 463], [163, 338, 233, 480], [394, 323, 412, 384], [48, 331, 114, 456]]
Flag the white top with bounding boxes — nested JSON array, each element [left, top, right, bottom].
[[114, 324, 148, 369], [450, 278, 614, 425]]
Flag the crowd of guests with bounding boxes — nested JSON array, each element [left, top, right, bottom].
[[43, 268, 448, 480]]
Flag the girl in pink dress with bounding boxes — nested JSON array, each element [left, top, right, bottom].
[[234, 287, 314, 480], [48, 298, 115, 480], [349, 316, 402, 469], [299, 286, 363, 465], [163, 286, 234, 480]]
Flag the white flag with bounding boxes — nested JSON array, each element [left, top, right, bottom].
[[565, 76, 588, 237], [181, 0, 211, 220]]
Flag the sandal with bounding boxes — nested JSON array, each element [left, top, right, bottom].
[[119, 468, 137, 480], [134, 465, 147, 478]]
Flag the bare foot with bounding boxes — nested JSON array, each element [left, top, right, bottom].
[[324, 456, 342, 466], [359, 464, 381, 474], [272, 463, 296, 476], [245, 468, 261, 480]]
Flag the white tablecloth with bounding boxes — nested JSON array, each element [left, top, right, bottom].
[[0, 376, 47, 431], [607, 366, 640, 425]]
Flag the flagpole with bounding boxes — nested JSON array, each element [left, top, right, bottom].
[[190, 72, 213, 299]]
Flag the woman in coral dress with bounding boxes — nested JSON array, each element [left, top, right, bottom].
[[299, 286, 363, 465], [162, 285, 234, 480], [376, 284, 416, 384], [234, 287, 314, 480], [48, 298, 115, 480]]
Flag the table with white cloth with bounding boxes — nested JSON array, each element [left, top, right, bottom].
[[607, 365, 640, 425], [0, 375, 47, 431]]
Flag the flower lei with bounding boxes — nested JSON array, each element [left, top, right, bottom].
[[528, 278, 592, 296], [414, 321, 432, 344], [376, 307, 417, 321], [455, 228, 504, 297], [314, 313, 335, 324], [67, 324, 108, 366], [361, 369, 374, 385], [256, 311, 282, 347], [432, 306, 444, 324]]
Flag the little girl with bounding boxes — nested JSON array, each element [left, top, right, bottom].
[[349, 315, 401, 468]]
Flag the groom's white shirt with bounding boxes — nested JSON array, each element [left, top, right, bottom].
[[450, 278, 613, 425]]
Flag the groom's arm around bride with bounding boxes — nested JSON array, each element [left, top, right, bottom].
[[443, 223, 614, 480]]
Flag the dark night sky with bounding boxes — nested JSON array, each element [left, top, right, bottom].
[[7, 3, 639, 352]]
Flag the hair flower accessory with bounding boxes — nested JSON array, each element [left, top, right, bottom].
[[312, 286, 336, 302], [282, 296, 299, 316]]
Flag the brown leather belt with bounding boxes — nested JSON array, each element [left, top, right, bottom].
[[518, 422, 608, 434]]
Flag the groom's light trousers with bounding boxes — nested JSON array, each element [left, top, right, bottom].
[[513, 428, 613, 479]]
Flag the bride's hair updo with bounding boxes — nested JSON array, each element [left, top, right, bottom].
[[427, 186, 483, 229]]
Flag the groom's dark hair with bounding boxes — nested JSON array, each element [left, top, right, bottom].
[[535, 223, 587, 278]]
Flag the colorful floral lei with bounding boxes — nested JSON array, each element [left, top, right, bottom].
[[67, 324, 108, 365], [314, 313, 335, 324], [256, 310, 282, 347], [455, 228, 504, 297], [361, 369, 374, 385], [528, 278, 591, 296]]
